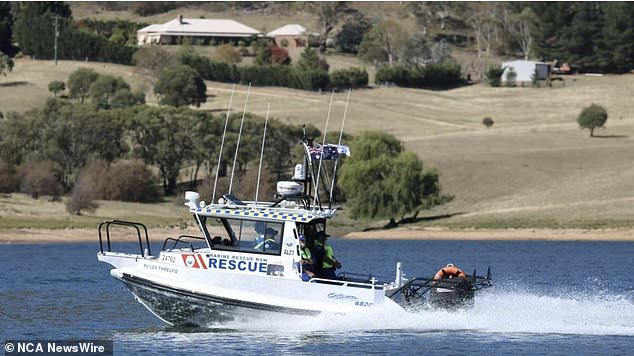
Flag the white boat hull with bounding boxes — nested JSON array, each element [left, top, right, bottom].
[[100, 252, 404, 326]]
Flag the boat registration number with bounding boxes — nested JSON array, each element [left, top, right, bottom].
[[354, 301, 373, 307], [161, 255, 176, 263]]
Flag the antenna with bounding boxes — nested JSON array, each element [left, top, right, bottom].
[[229, 82, 251, 195], [211, 83, 236, 204], [255, 103, 270, 206], [329, 89, 351, 204], [313, 90, 335, 208]]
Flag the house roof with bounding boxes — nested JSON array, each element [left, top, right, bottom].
[[138, 18, 261, 37], [266, 24, 307, 37]]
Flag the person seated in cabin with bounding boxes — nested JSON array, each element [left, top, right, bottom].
[[211, 236, 222, 246], [222, 238, 232, 247], [433, 263, 467, 282], [253, 222, 279, 251], [299, 234, 315, 281]]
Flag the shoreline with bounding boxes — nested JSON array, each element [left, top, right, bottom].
[[1, 227, 634, 244], [343, 227, 634, 241]]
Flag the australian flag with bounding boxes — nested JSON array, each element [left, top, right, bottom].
[[309, 144, 351, 161]]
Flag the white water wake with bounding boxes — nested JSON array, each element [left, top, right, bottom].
[[220, 290, 634, 336]]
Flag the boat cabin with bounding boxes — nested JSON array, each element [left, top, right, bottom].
[[184, 191, 334, 281]]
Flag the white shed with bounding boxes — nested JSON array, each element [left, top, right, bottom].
[[501, 60, 550, 82]]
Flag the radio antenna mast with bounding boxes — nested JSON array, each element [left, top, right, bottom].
[[229, 83, 251, 195], [255, 103, 270, 206], [313, 90, 335, 208], [212, 84, 236, 204], [329, 89, 351, 205]]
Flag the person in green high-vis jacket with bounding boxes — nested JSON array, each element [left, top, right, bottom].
[[320, 235, 341, 280]]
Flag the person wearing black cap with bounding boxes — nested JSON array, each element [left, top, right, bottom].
[[320, 234, 341, 280]]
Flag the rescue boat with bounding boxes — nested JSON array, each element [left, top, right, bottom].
[[96, 92, 491, 325]]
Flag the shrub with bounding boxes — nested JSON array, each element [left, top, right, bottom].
[[486, 65, 505, 87], [288, 69, 330, 91], [375, 66, 410, 86], [577, 104, 608, 137], [280, 39, 289, 47], [17, 161, 63, 199], [212, 43, 242, 64], [270, 46, 291, 65], [482, 117, 494, 128], [0, 159, 19, 193], [329, 68, 369, 89], [375, 63, 463, 89], [104, 161, 161, 203], [505, 67, 517, 87]]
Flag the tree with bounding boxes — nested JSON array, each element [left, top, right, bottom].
[[17, 161, 64, 200], [129, 106, 194, 195], [297, 47, 328, 71], [89, 74, 130, 109], [132, 46, 180, 78], [601, 2, 634, 73], [48, 80, 66, 97], [307, 2, 349, 52], [67, 68, 99, 104], [339, 132, 450, 225], [154, 65, 207, 107], [399, 36, 432, 67], [335, 13, 371, 54], [512, 7, 537, 60], [110, 88, 145, 109], [358, 20, 408, 67], [12, 2, 72, 59], [482, 117, 494, 128], [0, 51, 14, 77], [0, 2, 14, 55], [577, 104, 608, 137]]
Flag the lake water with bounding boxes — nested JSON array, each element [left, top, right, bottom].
[[1, 239, 633, 355]]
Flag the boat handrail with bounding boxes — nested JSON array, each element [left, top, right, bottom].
[[161, 235, 207, 252], [338, 271, 393, 284], [98, 220, 151, 257], [307, 277, 384, 290]]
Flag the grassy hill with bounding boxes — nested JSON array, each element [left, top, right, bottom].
[[2, 57, 634, 230], [2, 3, 634, 231]]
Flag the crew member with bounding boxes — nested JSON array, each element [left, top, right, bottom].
[[433, 263, 467, 281], [320, 234, 341, 280], [299, 234, 315, 281], [254, 224, 279, 251]]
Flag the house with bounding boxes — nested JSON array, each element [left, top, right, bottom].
[[501, 60, 550, 83], [137, 16, 262, 46], [266, 24, 313, 48]]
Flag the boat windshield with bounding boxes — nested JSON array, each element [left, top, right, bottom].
[[201, 217, 284, 256]]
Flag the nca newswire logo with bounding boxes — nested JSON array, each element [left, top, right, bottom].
[[4, 339, 113, 355]]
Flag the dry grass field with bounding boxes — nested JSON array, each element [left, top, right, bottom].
[[2, 55, 634, 236]]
